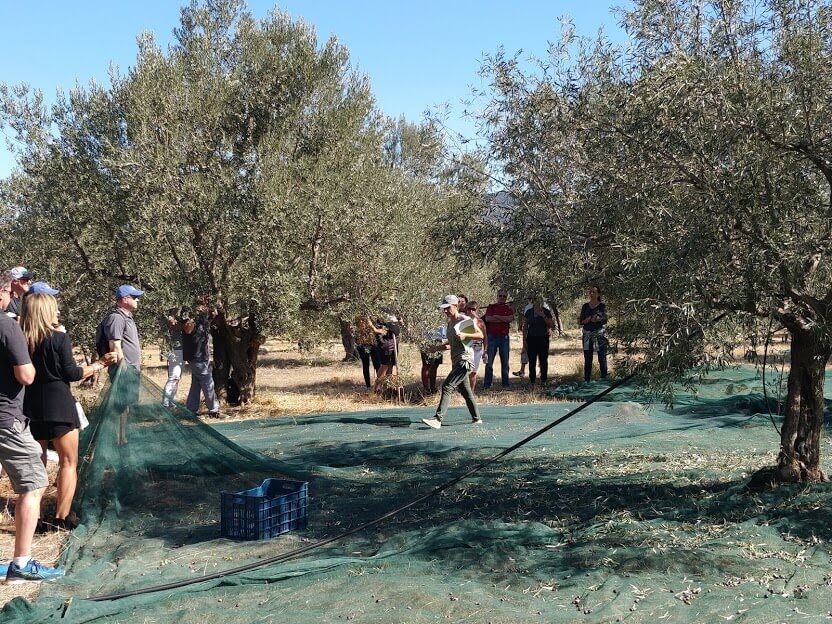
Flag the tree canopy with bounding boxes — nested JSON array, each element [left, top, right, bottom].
[[452, 0, 832, 482], [0, 0, 477, 399]]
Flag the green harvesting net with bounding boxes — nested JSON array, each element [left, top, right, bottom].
[[3, 365, 832, 623]]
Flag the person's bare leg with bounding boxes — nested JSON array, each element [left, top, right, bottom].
[[469, 371, 478, 392], [373, 365, 390, 393], [14, 488, 44, 557], [53, 430, 79, 519]]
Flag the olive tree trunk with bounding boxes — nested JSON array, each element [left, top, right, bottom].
[[340, 318, 357, 361], [776, 328, 830, 483], [212, 307, 264, 406]]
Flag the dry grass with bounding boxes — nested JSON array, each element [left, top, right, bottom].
[[145, 330, 593, 418]]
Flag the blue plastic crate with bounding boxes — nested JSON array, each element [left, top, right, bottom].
[[220, 478, 308, 540]]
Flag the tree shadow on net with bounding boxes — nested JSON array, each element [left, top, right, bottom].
[[61, 425, 832, 604], [255, 377, 367, 396], [280, 440, 832, 571]]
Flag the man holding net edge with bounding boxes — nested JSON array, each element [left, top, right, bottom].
[[95, 284, 144, 444], [421, 295, 484, 429], [0, 271, 65, 583]]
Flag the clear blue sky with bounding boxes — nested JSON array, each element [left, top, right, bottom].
[[0, 1, 623, 178]]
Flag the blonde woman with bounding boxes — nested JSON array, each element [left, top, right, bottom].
[[20, 287, 116, 530]]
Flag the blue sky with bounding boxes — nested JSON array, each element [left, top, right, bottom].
[[0, 1, 623, 178]]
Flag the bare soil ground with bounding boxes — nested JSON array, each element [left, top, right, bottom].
[[148, 329, 593, 418]]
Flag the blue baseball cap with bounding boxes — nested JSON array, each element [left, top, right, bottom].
[[115, 284, 144, 300], [29, 281, 60, 296]]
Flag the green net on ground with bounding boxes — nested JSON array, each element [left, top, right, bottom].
[[4, 365, 832, 623]]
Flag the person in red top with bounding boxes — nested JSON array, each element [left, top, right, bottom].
[[482, 290, 515, 388]]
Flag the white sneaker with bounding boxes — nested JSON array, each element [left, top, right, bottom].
[[471, 419, 484, 425], [421, 417, 442, 429]]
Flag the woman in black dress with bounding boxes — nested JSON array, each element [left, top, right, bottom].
[[20, 290, 116, 529], [522, 297, 554, 384]]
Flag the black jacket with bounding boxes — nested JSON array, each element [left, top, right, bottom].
[[183, 316, 211, 363], [23, 331, 84, 423]]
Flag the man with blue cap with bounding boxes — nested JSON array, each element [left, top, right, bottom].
[[95, 285, 144, 371], [25, 283, 64, 331], [95, 285, 144, 444]]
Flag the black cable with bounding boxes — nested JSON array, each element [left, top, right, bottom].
[[83, 311, 728, 603]]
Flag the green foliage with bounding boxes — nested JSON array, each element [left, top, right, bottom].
[[465, 0, 832, 392], [0, 0, 471, 357]]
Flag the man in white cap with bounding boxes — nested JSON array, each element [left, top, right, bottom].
[[6, 267, 32, 320], [421, 295, 484, 429]]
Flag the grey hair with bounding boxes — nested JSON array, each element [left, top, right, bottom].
[[0, 271, 12, 292]]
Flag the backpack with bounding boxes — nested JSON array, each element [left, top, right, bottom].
[[95, 312, 114, 357]]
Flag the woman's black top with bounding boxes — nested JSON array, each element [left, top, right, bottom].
[[379, 322, 400, 355], [524, 308, 552, 337], [580, 302, 608, 332], [23, 331, 84, 424]]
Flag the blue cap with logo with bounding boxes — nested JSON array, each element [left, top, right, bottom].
[[29, 281, 60, 296], [115, 284, 144, 300]]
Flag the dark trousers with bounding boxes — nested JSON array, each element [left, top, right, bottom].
[[358, 345, 381, 387], [435, 362, 481, 422], [526, 335, 549, 384], [484, 333, 510, 387], [584, 344, 608, 381]]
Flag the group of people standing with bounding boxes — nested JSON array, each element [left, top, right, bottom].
[[0, 266, 222, 584], [0, 268, 145, 583], [438, 288, 608, 391], [423, 287, 608, 428], [346, 286, 596, 429], [356, 286, 610, 428]]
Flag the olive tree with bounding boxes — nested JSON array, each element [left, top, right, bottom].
[[0, 0, 462, 403], [472, 0, 832, 483]]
